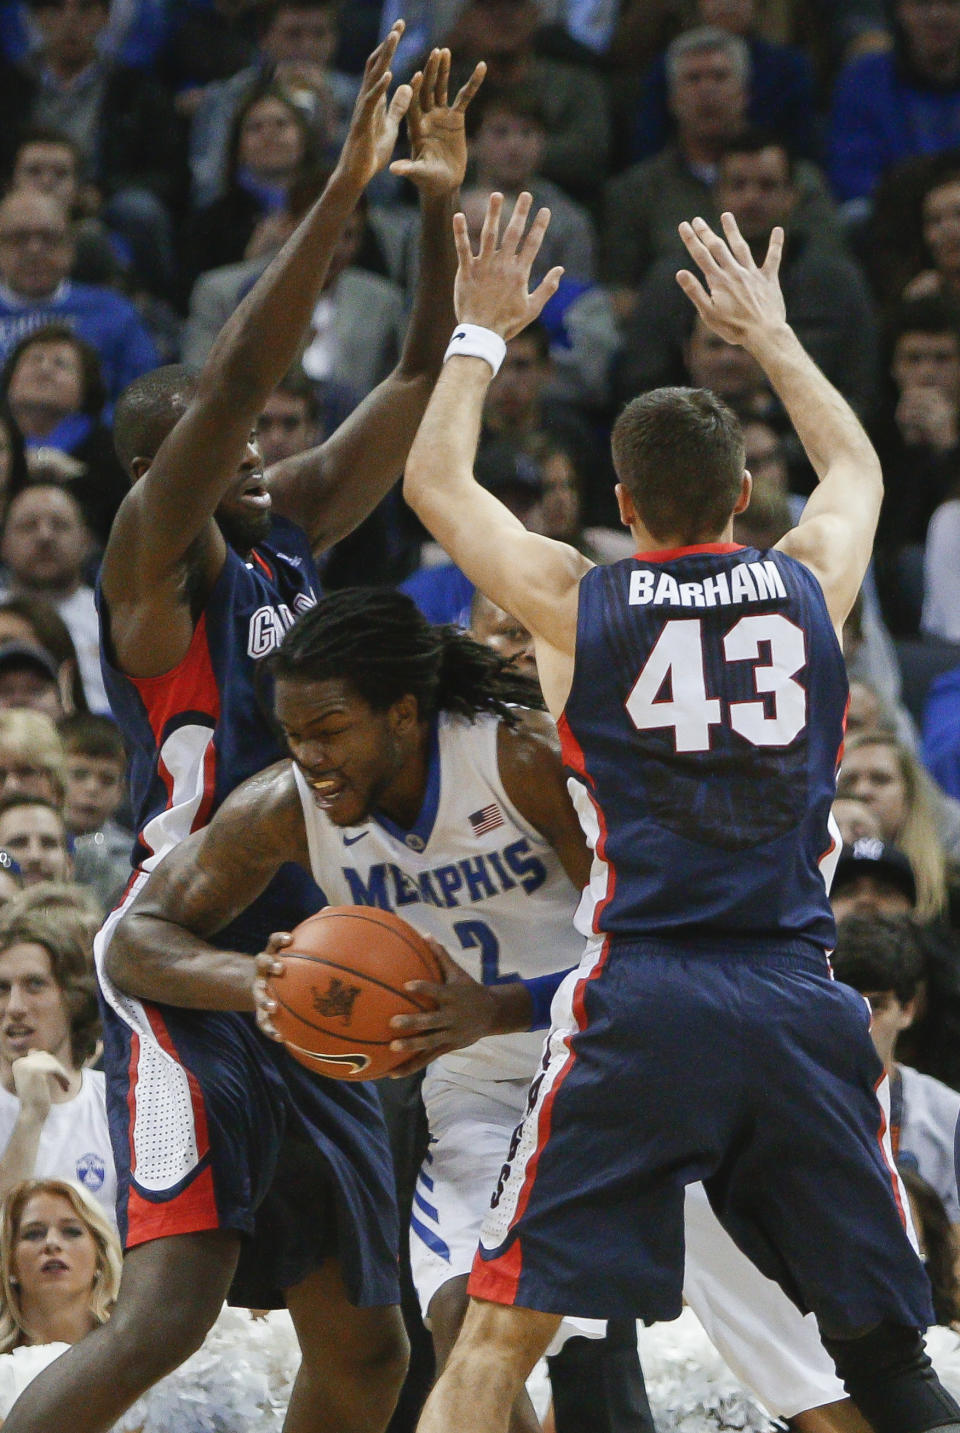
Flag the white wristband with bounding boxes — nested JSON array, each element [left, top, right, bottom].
[[444, 323, 507, 376]]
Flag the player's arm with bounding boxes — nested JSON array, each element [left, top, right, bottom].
[[268, 52, 487, 551], [102, 24, 412, 607], [676, 214, 882, 634], [402, 193, 592, 659], [104, 765, 310, 1011]]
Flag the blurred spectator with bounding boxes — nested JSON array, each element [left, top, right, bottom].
[[161, 0, 265, 98], [381, 0, 618, 72], [829, 0, 960, 209], [1, 324, 127, 546], [831, 795, 883, 844], [181, 81, 321, 293], [0, 643, 64, 721], [254, 370, 321, 465], [59, 711, 130, 910], [679, 314, 775, 419], [7, 128, 122, 289], [445, 0, 611, 199], [830, 837, 918, 922], [0, 853, 22, 908], [731, 477, 792, 548], [0, 0, 185, 297], [0, 0, 171, 70], [0, 709, 64, 806], [922, 493, 960, 642], [0, 484, 106, 712], [0, 406, 30, 532], [0, 595, 87, 717], [616, 130, 877, 416], [0, 794, 72, 886], [532, 436, 634, 561], [872, 297, 960, 631], [1, 880, 103, 947], [0, 191, 157, 403], [903, 158, 960, 303], [629, 0, 818, 164], [898, 1166, 960, 1325], [924, 661, 960, 799], [469, 588, 538, 680], [836, 731, 960, 917], [831, 913, 960, 1241], [0, 909, 112, 1217], [602, 28, 840, 318], [189, 0, 358, 210], [463, 84, 596, 282], [0, 1179, 120, 1353]]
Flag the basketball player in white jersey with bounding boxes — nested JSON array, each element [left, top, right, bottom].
[[103, 588, 865, 1433]]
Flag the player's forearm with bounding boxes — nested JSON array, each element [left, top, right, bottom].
[[0, 1111, 44, 1195], [746, 322, 881, 489], [396, 192, 459, 381], [403, 355, 491, 520], [106, 915, 256, 1012], [202, 169, 364, 407]]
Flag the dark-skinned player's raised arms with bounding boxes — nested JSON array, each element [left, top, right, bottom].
[[104, 709, 589, 1072], [676, 213, 883, 640], [101, 29, 485, 681]]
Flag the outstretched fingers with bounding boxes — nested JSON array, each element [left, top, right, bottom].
[[419, 47, 441, 113], [763, 225, 785, 277], [479, 192, 504, 257], [453, 60, 487, 113], [453, 209, 475, 268], [502, 191, 534, 254], [519, 205, 552, 271], [385, 82, 413, 131], [435, 47, 451, 108], [678, 218, 725, 281], [719, 211, 754, 269], [675, 267, 713, 318], [365, 19, 404, 81], [529, 264, 565, 315]]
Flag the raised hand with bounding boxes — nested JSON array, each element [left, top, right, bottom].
[[453, 191, 564, 339], [11, 1050, 72, 1119], [676, 212, 787, 350], [336, 21, 413, 193], [390, 48, 486, 197]]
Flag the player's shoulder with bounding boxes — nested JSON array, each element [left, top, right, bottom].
[[218, 759, 301, 826], [496, 708, 562, 784]]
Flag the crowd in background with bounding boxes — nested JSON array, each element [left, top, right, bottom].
[[0, 0, 957, 1427]]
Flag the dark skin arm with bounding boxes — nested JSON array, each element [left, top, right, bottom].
[[101, 24, 412, 679], [105, 764, 310, 1009], [268, 50, 487, 551]]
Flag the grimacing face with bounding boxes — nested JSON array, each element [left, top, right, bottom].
[[275, 675, 413, 828]]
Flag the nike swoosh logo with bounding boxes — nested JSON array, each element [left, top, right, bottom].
[[343, 832, 367, 846], [451, 330, 466, 341]]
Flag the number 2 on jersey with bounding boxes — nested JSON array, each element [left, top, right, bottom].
[[452, 919, 520, 986], [625, 615, 807, 753]]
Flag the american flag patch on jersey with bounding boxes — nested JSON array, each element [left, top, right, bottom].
[[469, 803, 505, 836]]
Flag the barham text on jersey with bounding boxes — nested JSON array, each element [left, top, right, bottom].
[[629, 559, 787, 610]]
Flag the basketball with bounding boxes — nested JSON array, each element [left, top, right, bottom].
[[265, 906, 443, 1080]]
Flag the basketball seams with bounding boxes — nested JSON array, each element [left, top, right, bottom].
[[297, 908, 444, 983], [271, 991, 405, 1048], [276, 951, 438, 1010]]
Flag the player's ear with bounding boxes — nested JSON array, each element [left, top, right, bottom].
[[388, 693, 419, 736], [733, 469, 752, 516], [614, 482, 637, 530]]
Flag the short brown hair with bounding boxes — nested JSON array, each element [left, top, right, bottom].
[[0, 909, 98, 1066], [611, 386, 745, 544]]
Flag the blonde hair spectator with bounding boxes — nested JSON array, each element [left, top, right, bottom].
[[0, 1179, 120, 1352], [0, 711, 66, 805]]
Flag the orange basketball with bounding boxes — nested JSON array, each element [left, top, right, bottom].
[[266, 906, 443, 1080]]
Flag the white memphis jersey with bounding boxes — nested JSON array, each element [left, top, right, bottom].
[[292, 711, 585, 1082]]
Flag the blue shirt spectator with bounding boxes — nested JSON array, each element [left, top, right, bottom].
[[924, 664, 960, 801]]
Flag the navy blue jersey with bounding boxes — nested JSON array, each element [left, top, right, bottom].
[[97, 514, 324, 947], [560, 542, 847, 952]]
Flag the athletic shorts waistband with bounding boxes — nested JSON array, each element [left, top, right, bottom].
[[602, 933, 831, 975]]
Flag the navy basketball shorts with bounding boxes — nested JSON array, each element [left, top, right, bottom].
[[94, 884, 400, 1311], [470, 936, 934, 1339]]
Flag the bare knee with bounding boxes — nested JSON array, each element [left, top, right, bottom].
[[427, 1275, 470, 1370]]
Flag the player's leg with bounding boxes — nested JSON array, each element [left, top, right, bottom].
[[2, 1229, 240, 1433], [283, 1256, 409, 1433], [418, 1296, 562, 1433], [429, 1274, 543, 1433]]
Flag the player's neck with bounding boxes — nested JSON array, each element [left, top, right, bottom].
[[630, 519, 735, 554], [373, 720, 432, 831]]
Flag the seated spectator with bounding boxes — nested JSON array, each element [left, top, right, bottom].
[[829, 0, 960, 209], [678, 313, 776, 420], [1, 880, 102, 949], [0, 853, 22, 908], [445, 0, 611, 200], [629, 0, 818, 164], [533, 437, 634, 562], [837, 731, 960, 918], [872, 297, 960, 632], [469, 588, 538, 681], [830, 837, 919, 923], [0, 0, 185, 298], [0, 910, 112, 1218], [831, 795, 883, 845], [255, 370, 322, 465], [463, 84, 596, 282], [831, 913, 960, 1244], [0, 191, 158, 404], [616, 130, 878, 417], [0, 406, 30, 532], [902, 159, 960, 305], [181, 81, 320, 294], [0, 484, 107, 712], [922, 490, 960, 642], [189, 0, 358, 210], [0, 1179, 119, 1354], [0, 595, 86, 716], [925, 661, 960, 801], [731, 478, 792, 549], [0, 709, 65, 806], [9, 127, 130, 288], [899, 1166, 960, 1326], [602, 26, 839, 318], [0, 794, 72, 887], [0, 643, 64, 721], [59, 712, 130, 910], [1, 325, 128, 546]]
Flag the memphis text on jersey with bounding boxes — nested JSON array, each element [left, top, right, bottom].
[[342, 839, 548, 913]]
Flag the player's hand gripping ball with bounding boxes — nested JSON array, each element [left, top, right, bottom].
[[263, 907, 443, 1079]]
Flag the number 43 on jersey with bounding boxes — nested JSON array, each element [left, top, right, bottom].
[[626, 615, 807, 753]]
